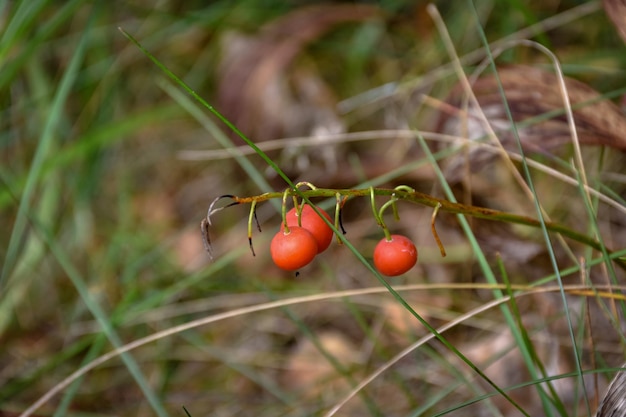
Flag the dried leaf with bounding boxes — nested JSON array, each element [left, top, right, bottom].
[[442, 65, 626, 152], [217, 4, 380, 142], [436, 65, 626, 187], [596, 365, 626, 417], [604, 0, 626, 44]]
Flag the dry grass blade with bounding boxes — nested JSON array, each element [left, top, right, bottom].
[[595, 365, 626, 417], [603, 0, 626, 44], [326, 285, 626, 416], [20, 283, 625, 417], [440, 65, 626, 153]]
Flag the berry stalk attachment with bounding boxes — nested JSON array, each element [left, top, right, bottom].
[[431, 202, 447, 257], [369, 186, 418, 276], [271, 185, 327, 271]]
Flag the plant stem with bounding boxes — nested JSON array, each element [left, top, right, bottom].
[[223, 187, 626, 269]]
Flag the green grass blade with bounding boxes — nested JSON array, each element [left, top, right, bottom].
[[466, 2, 595, 413], [416, 131, 534, 416], [20, 205, 170, 417], [0, 1, 89, 290], [158, 80, 279, 208], [53, 334, 108, 417], [118, 27, 297, 191], [0, 0, 84, 90]]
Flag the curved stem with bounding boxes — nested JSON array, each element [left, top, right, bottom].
[[334, 193, 341, 228], [334, 193, 345, 242], [379, 195, 399, 223], [281, 189, 290, 234], [293, 181, 317, 191], [431, 202, 446, 257], [247, 200, 258, 256], [292, 182, 319, 226], [370, 187, 392, 241]]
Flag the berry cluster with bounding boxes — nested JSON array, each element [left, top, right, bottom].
[[271, 201, 417, 276], [271, 204, 333, 271], [202, 184, 436, 278]]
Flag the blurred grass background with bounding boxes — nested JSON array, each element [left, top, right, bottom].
[[2, 1, 626, 416]]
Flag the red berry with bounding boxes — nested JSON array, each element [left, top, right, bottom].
[[283, 204, 333, 253], [373, 234, 417, 276], [271, 226, 318, 271]]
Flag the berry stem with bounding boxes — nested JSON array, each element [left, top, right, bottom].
[[291, 196, 302, 225], [281, 189, 291, 234], [335, 193, 347, 242], [247, 200, 258, 256], [293, 181, 317, 191], [291, 182, 319, 227], [431, 202, 446, 257], [334, 193, 341, 234], [394, 185, 415, 194], [370, 187, 392, 241], [392, 186, 414, 221], [379, 195, 399, 224], [391, 196, 400, 221]]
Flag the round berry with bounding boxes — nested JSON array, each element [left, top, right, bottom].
[[373, 234, 418, 276], [284, 204, 333, 253], [271, 226, 318, 271]]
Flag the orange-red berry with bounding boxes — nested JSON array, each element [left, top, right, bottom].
[[373, 234, 417, 276], [271, 226, 318, 271], [283, 205, 333, 253]]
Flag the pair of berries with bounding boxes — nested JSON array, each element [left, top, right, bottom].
[[270, 204, 417, 276], [270, 204, 333, 271]]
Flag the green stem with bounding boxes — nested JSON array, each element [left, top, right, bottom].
[[248, 200, 258, 256], [334, 193, 343, 240], [379, 196, 399, 224], [221, 187, 626, 270], [369, 187, 391, 240], [281, 190, 290, 234]]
